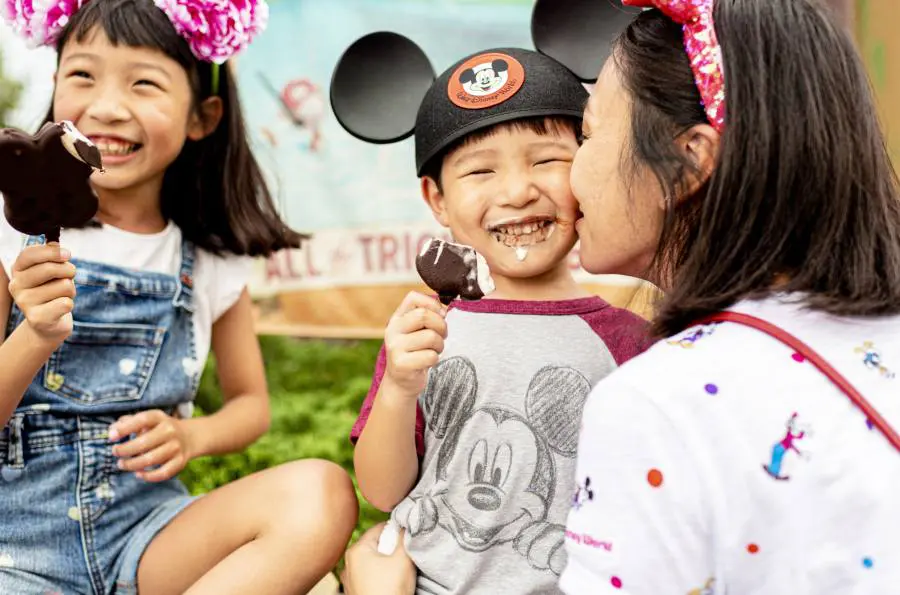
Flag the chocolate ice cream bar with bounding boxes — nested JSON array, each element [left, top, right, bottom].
[[0, 120, 102, 243], [415, 238, 495, 305]]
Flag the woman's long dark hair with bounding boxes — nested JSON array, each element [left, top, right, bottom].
[[613, 0, 900, 337], [44, 0, 307, 256]]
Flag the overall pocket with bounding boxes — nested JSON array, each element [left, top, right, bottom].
[[44, 322, 166, 405]]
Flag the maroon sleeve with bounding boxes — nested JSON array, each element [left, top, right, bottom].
[[350, 344, 426, 457], [579, 306, 653, 365]]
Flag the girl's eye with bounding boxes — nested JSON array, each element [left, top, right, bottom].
[[466, 169, 493, 176], [70, 70, 92, 79], [135, 80, 160, 88]]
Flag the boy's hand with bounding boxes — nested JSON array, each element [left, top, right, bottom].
[[7, 243, 76, 344], [382, 291, 448, 398], [109, 410, 196, 482]]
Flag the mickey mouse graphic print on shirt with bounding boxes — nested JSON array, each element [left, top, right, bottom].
[[351, 297, 646, 595]]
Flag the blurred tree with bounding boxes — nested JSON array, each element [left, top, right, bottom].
[[0, 49, 22, 127]]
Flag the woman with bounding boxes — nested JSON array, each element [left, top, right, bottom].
[[562, 1, 900, 593]]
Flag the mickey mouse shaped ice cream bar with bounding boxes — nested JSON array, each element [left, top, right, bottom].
[[416, 238, 495, 305], [0, 120, 103, 243]]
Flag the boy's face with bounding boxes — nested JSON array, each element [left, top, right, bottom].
[[422, 123, 580, 283]]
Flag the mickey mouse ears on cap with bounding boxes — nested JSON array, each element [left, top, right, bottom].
[[532, 0, 642, 81], [330, 1, 636, 171], [330, 32, 436, 144]]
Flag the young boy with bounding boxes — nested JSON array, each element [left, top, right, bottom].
[[331, 35, 647, 594]]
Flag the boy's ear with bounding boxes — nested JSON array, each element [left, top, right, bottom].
[[187, 96, 224, 141], [421, 176, 450, 227]]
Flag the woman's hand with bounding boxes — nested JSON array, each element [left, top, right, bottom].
[[340, 523, 416, 595]]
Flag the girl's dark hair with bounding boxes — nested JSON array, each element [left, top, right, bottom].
[[44, 0, 307, 257], [613, 0, 900, 337]]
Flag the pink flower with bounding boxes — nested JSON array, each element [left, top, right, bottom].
[[2, 0, 86, 47], [31, 0, 88, 46], [154, 0, 268, 63], [3, 0, 37, 43], [1, 0, 266, 62]]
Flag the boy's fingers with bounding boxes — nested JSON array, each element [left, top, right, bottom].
[[395, 292, 445, 318], [395, 308, 447, 335], [397, 328, 444, 355]]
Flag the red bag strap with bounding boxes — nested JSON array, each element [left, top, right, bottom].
[[696, 311, 900, 454]]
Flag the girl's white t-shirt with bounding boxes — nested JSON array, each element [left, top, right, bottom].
[[0, 199, 253, 369], [561, 295, 900, 595]]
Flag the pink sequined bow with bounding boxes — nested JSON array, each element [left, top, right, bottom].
[[622, 0, 725, 131]]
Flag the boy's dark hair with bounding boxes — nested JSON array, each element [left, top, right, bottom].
[[613, 1, 900, 337], [419, 115, 580, 192], [44, 0, 307, 257]]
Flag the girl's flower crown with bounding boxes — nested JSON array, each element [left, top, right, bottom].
[[2, 0, 267, 65]]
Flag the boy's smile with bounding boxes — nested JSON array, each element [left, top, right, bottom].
[[486, 215, 557, 259], [423, 120, 581, 295]]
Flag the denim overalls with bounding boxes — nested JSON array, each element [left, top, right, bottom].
[[0, 234, 200, 594]]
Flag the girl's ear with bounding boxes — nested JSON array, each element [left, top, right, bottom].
[[187, 96, 224, 141]]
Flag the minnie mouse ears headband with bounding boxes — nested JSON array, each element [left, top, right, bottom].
[[330, 0, 640, 176], [2, 0, 267, 94], [623, 0, 724, 132]]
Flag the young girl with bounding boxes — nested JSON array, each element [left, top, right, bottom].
[[0, 0, 358, 593], [560, 0, 900, 593]]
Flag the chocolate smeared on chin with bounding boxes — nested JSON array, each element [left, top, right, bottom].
[[416, 238, 495, 305], [0, 120, 102, 243]]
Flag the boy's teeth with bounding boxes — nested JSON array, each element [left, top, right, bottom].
[[493, 220, 550, 235], [491, 221, 556, 247]]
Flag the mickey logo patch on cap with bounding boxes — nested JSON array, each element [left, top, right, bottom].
[[448, 52, 525, 110]]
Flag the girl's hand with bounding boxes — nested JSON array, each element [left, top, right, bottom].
[[382, 291, 448, 399], [7, 243, 76, 345], [109, 410, 196, 482]]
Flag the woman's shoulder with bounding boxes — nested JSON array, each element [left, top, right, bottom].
[[598, 294, 900, 403], [598, 300, 802, 399]]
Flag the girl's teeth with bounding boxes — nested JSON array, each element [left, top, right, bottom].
[[97, 141, 136, 155]]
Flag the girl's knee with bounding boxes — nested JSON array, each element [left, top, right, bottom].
[[271, 459, 359, 536]]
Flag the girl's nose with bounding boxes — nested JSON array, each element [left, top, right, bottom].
[[84, 89, 130, 124]]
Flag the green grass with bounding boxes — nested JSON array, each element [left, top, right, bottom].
[[181, 335, 389, 541]]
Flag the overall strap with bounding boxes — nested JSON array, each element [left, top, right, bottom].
[[171, 239, 196, 312]]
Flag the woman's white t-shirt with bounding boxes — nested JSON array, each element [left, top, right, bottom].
[[0, 201, 253, 370], [562, 295, 900, 595]]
